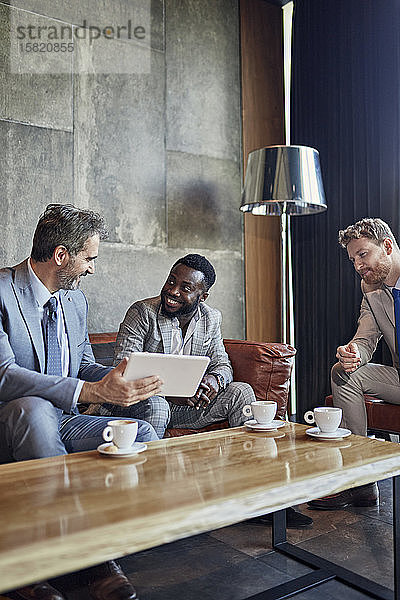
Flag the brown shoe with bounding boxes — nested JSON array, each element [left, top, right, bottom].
[[307, 483, 379, 510], [12, 583, 65, 600], [88, 561, 137, 600]]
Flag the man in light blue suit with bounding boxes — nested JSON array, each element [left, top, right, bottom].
[[0, 203, 160, 600]]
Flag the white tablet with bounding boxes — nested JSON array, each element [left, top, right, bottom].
[[123, 352, 210, 397]]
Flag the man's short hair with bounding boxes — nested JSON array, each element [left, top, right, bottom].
[[31, 203, 108, 262], [338, 218, 398, 249], [172, 254, 216, 290]]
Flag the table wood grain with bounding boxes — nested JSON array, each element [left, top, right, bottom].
[[1, 423, 400, 592]]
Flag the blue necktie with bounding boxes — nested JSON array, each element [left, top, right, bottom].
[[45, 296, 62, 376], [392, 288, 400, 356]]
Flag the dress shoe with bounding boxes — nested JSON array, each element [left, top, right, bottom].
[[248, 507, 313, 529], [12, 583, 65, 600], [87, 561, 137, 600], [307, 482, 379, 511]]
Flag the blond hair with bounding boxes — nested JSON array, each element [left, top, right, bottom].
[[338, 218, 398, 249]]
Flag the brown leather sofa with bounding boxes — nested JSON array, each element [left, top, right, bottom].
[[325, 394, 400, 436], [88, 333, 296, 437]]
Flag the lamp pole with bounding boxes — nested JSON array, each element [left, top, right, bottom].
[[280, 205, 296, 418]]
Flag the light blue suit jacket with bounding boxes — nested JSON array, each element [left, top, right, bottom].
[[0, 259, 109, 413]]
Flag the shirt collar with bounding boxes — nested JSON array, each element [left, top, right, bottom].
[[27, 258, 59, 307], [171, 306, 201, 328]]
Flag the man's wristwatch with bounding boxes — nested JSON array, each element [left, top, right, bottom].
[[211, 373, 225, 393]]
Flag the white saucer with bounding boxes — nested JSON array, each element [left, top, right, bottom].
[[306, 427, 352, 440], [245, 419, 286, 431], [97, 442, 147, 457]]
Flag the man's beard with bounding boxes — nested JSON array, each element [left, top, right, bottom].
[[160, 292, 201, 318], [361, 257, 391, 284], [57, 261, 87, 290]]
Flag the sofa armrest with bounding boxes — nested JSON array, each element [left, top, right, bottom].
[[223, 339, 296, 419]]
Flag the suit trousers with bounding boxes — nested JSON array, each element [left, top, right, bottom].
[[169, 382, 255, 429], [93, 382, 254, 436], [95, 395, 170, 439], [331, 361, 400, 436], [0, 396, 158, 463]]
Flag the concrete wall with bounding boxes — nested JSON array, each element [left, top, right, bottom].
[[0, 0, 244, 338]]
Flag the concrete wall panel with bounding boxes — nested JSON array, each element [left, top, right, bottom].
[[167, 150, 242, 251], [0, 4, 73, 130], [166, 0, 240, 162], [0, 121, 73, 264], [74, 52, 166, 246]]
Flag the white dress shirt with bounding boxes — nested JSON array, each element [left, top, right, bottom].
[[170, 308, 201, 355]]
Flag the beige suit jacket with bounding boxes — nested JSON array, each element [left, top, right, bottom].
[[352, 281, 398, 369]]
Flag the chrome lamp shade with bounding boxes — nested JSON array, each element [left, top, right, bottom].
[[240, 145, 326, 216]]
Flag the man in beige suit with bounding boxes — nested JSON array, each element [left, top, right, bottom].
[[309, 217, 400, 510]]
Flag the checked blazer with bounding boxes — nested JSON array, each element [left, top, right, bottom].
[[113, 296, 233, 385]]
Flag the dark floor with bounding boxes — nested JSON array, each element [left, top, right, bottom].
[[41, 477, 394, 600]]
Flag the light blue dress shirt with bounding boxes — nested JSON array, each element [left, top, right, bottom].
[[27, 259, 84, 407]]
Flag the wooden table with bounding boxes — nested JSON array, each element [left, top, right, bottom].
[[1, 423, 400, 598]]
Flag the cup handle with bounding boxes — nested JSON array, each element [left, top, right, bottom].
[[304, 410, 315, 425], [103, 426, 114, 443], [242, 405, 253, 417]]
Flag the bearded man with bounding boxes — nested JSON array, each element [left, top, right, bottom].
[[308, 217, 400, 511], [89, 254, 314, 528], [90, 253, 256, 437], [0, 203, 161, 600]]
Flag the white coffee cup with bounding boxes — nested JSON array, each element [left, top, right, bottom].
[[102, 419, 138, 450], [243, 401, 277, 425], [304, 407, 342, 433]]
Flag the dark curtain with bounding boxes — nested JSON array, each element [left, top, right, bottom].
[[291, 0, 400, 419]]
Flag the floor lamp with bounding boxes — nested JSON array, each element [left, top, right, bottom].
[[240, 145, 327, 418]]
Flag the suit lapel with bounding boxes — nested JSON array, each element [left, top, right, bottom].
[[59, 291, 78, 376], [191, 308, 207, 355], [364, 283, 395, 327], [157, 308, 172, 353], [381, 287, 395, 327], [13, 260, 45, 371]]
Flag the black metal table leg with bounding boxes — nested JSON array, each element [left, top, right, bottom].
[[272, 508, 287, 546], [256, 492, 397, 600]]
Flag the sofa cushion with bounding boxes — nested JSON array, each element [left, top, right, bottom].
[[223, 339, 295, 419]]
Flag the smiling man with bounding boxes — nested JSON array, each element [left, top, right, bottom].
[[0, 203, 161, 600], [92, 254, 255, 437], [91, 253, 314, 528], [308, 218, 400, 511]]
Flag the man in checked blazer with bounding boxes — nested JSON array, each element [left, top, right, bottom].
[[92, 254, 256, 438], [309, 217, 400, 511]]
